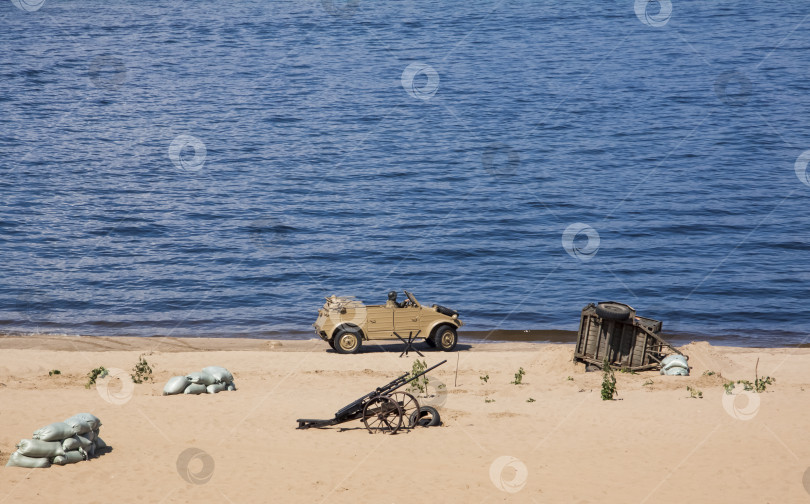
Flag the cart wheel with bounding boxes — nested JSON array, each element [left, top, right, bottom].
[[595, 302, 632, 321], [389, 392, 421, 428], [334, 329, 362, 354], [362, 396, 403, 434], [409, 405, 441, 427], [435, 326, 458, 352]]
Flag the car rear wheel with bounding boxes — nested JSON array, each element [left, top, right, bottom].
[[435, 326, 457, 352], [334, 329, 362, 354]]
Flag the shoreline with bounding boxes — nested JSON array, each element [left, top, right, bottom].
[[1, 329, 807, 350]]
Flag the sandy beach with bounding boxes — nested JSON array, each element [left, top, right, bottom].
[[1, 334, 808, 503]]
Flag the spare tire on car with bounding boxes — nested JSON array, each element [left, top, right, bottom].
[[433, 304, 458, 317]]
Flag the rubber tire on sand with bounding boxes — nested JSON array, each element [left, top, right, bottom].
[[410, 406, 441, 427]]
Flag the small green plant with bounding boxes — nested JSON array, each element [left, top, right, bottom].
[[737, 379, 754, 392], [566, 376, 574, 381], [643, 379, 654, 387], [511, 367, 525, 385], [755, 376, 774, 393], [600, 358, 617, 401], [131, 354, 153, 384], [729, 377, 774, 394], [479, 374, 489, 384], [407, 359, 429, 395], [48, 369, 61, 376], [686, 386, 703, 399], [526, 397, 536, 403], [619, 367, 637, 374], [703, 370, 716, 376], [85, 366, 108, 389], [485, 398, 496, 403]]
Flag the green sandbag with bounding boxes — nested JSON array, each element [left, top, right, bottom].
[[84, 430, 96, 442], [163, 376, 191, 395], [65, 413, 101, 431], [64, 418, 92, 435], [17, 439, 65, 458], [184, 383, 207, 395], [62, 436, 81, 451], [226, 382, 236, 391], [51, 450, 84, 466], [187, 371, 216, 386], [202, 366, 234, 384], [6, 451, 50, 468], [32, 422, 75, 442], [206, 382, 227, 394], [74, 435, 93, 450], [94, 437, 107, 449]]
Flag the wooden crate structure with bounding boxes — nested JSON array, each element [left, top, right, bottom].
[[574, 303, 681, 371]]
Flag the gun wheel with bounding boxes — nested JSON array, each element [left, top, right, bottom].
[[389, 392, 421, 428], [362, 395, 403, 434]]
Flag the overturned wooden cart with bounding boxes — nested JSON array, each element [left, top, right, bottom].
[[574, 302, 682, 371], [297, 360, 445, 434]]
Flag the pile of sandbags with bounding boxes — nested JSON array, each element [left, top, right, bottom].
[[163, 366, 237, 396], [6, 413, 106, 468], [660, 354, 690, 376]]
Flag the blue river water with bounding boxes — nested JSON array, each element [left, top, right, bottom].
[[1, 1, 809, 346]]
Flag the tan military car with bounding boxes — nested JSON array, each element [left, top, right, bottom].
[[313, 290, 463, 354]]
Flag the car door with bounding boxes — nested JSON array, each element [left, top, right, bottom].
[[366, 306, 394, 339], [393, 306, 421, 337]]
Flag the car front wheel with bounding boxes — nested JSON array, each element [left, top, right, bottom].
[[434, 326, 457, 352], [334, 330, 362, 354]]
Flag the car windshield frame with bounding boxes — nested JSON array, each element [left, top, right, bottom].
[[404, 290, 419, 307]]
